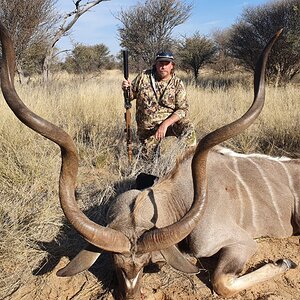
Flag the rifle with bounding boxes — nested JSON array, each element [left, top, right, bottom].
[[122, 50, 133, 163]]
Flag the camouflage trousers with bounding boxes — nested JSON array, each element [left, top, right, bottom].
[[138, 119, 196, 160]]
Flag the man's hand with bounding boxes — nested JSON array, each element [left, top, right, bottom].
[[155, 114, 180, 140], [155, 122, 169, 140], [122, 79, 131, 91]]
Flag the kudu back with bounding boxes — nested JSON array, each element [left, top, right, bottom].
[[1, 22, 298, 299]]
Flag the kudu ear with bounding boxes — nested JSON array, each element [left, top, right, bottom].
[[57, 244, 101, 277], [160, 245, 199, 274]]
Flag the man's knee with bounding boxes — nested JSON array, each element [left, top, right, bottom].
[[184, 128, 197, 147], [139, 135, 160, 160], [172, 120, 197, 147]]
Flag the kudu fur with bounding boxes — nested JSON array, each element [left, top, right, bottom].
[[1, 22, 298, 299]]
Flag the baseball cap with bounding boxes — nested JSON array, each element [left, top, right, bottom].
[[155, 51, 174, 62]]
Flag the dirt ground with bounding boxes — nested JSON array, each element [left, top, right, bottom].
[[11, 236, 299, 300]]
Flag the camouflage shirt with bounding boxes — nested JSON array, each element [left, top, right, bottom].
[[130, 69, 189, 131]]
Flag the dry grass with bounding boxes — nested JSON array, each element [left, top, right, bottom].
[[187, 81, 300, 157], [0, 70, 299, 299]]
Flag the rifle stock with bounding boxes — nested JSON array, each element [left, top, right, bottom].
[[122, 50, 133, 162]]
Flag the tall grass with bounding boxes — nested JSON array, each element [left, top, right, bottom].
[[0, 70, 299, 299], [187, 80, 300, 157]]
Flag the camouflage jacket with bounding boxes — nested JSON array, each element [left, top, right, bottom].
[[130, 69, 189, 131]]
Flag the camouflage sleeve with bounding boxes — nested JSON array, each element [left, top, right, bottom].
[[129, 73, 142, 101], [173, 80, 189, 119]]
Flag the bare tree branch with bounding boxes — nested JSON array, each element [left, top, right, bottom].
[[43, 0, 110, 81]]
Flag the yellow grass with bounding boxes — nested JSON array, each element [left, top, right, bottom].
[[187, 82, 300, 156], [0, 70, 299, 298]]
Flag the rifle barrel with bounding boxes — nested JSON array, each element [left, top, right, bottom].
[[122, 49, 132, 162], [122, 50, 129, 80]]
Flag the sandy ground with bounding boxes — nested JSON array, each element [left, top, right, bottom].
[[11, 235, 299, 300]]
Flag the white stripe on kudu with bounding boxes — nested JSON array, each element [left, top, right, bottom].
[[247, 157, 286, 234]]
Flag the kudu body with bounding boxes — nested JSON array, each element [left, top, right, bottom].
[[0, 22, 298, 299]]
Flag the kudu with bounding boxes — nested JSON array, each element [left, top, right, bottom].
[[0, 23, 298, 299]]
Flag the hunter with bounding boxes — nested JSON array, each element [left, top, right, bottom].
[[121, 51, 196, 159]]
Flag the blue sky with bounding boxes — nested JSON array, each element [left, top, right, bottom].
[[56, 0, 269, 55]]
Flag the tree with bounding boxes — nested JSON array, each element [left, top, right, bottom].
[[22, 42, 50, 77], [211, 28, 237, 74], [0, 0, 59, 82], [42, 0, 110, 81], [177, 32, 216, 81], [227, 0, 300, 85], [117, 0, 192, 70], [63, 43, 111, 75]]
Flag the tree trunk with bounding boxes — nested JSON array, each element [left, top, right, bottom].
[[43, 44, 55, 81], [16, 64, 30, 84], [194, 68, 199, 83]]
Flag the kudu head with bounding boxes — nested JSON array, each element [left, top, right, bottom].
[[0, 21, 282, 299]]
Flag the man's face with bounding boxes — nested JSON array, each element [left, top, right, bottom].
[[155, 61, 174, 80]]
